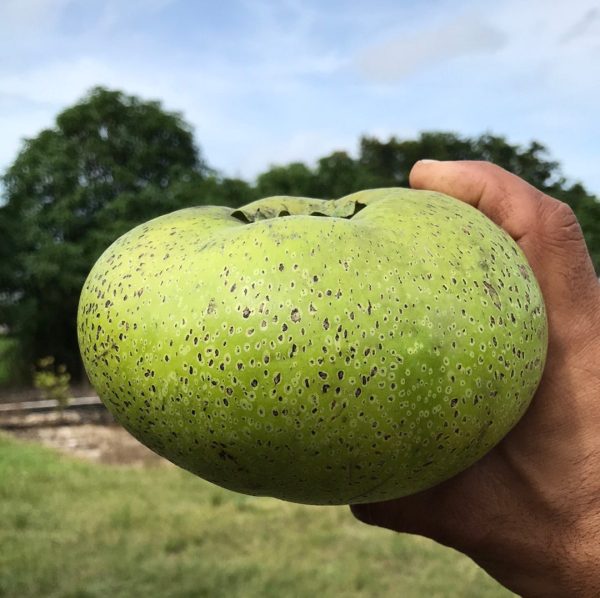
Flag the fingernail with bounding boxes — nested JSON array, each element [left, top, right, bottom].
[[419, 159, 439, 164]]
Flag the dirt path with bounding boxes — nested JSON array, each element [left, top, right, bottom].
[[9, 423, 168, 467]]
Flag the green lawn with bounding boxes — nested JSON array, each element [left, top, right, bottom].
[[0, 433, 514, 598]]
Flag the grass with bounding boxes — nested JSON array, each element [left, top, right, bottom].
[[0, 433, 514, 598]]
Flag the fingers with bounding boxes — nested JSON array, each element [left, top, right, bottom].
[[409, 160, 600, 332], [349, 458, 506, 554], [350, 496, 435, 536], [349, 476, 476, 549]]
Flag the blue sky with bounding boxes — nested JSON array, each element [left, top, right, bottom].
[[1, 0, 599, 193]]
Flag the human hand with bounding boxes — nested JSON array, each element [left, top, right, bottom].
[[351, 161, 600, 597]]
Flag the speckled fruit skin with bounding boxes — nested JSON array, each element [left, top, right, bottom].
[[78, 188, 547, 505]]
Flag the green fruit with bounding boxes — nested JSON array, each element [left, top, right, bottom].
[[77, 188, 547, 505]]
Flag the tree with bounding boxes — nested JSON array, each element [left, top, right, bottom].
[[356, 133, 600, 273], [192, 175, 258, 209], [357, 132, 565, 188], [3, 103, 599, 387], [313, 151, 371, 198], [256, 132, 600, 274], [548, 181, 600, 273], [255, 162, 318, 198], [0, 87, 209, 382]]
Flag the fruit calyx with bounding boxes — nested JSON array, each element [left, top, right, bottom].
[[231, 195, 367, 223]]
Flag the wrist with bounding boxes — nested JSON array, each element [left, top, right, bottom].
[[506, 505, 600, 597], [457, 481, 600, 597], [559, 516, 600, 597]]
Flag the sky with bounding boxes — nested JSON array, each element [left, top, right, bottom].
[[1, 0, 599, 194]]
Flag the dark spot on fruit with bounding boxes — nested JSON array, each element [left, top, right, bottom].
[[518, 264, 530, 280], [483, 281, 502, 310]]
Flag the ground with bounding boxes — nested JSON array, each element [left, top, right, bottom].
[[10, 422, 166, 466], [0, 405, 514, 597], [1, 406, 165, 467]]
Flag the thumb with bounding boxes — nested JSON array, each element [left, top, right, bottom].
[[409, 160, 600, 337]]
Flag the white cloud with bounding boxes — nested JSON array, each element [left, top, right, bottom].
[[560, 7, 600, 43], [357, 13, 507, 81], [0, 57, 118, 104], [0, 0, 73, 32], [0, 0, 599, 196], [0, 54, 235, 162], [94, 0, 178, 33]]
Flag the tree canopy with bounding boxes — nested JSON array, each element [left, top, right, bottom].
[[0, 87, 209, 379], [1, 87, 598, 384], [253, 132, 600, 272]]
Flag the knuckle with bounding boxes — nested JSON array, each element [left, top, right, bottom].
[[467, 160, 506, 178], [539, 198, 583, 245]]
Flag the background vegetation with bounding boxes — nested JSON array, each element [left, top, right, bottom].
[[0, 433, 513, 598], [1, 86, 599, 384], [0, 336, 16, 387]]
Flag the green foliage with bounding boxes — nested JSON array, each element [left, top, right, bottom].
[[313, 151, 371, 197], [0, 433, 514, 597], [0, 335, 18, 387], [33, 356, 72, 411], [0, 87, 210, 380], [257, 132, 600, 273], [1, 85, 598, 384], [546, 181, 600, 271], [256, 162, 318, 197], [192, 175, 259, 209]]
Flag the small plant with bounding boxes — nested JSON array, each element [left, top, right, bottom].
[[34, 356, 72, 413]]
